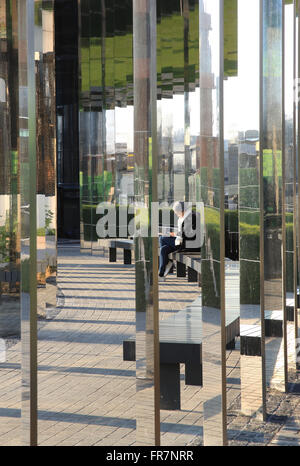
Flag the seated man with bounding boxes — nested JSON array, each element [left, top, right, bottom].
[[159, 201, 201, 280]]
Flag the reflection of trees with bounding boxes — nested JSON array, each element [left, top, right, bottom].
[[202, 207, 220, 308], [239, 137, 260, 306], [262, 0, 283, 298]]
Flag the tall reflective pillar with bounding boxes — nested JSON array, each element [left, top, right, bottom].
[[42, 0, 57, 318], [133, 0, 160, 446], [262, 0, 286, 395], [18, 0, 37, 446], [237, 0, 265, 418], [297, 0, 300, 370], [284, 0, 297, 379], [199, 0, 227, 445], [0, 0, 21, 444]]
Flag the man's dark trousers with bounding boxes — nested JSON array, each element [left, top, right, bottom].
[[159, 236, 179, 276]]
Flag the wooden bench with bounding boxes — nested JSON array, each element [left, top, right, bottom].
[[123, 261, 240, 411]]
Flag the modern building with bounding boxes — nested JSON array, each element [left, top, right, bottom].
[[0, 0, 299, 447]]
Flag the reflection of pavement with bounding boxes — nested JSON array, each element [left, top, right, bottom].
[[264, 278, 282, 311]]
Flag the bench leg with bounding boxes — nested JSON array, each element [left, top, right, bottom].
[[160, 363, 180, 410], [188, 267, 198, 282], [286, 306, 294, 322], [123, 341, 136, 361], [124, 249, 132, 265], [185, 361, 202, 386], [226, 338, 236, 350], [109, 247, 117, 262], [265, 318, 283, 337], [177, 261, 186, 278]]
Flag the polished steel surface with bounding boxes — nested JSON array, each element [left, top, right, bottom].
[[0, 0, 21, 442], [262, 0, 286, 395], [199, 0, 227, 446], [133, 0, 160, 446], [18, 0, 38, 445], [284, 0, 297, 379], [18, 0, 56, 445], [230, 0, 265, 418], [1, 0, 300, 449], [78, 0, 134, 254], [0, 0, 20, 338], [297, 0, 300, 372]]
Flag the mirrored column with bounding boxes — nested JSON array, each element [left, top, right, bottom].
[[199, 0, 227, 446], [79, 1, 134, 252], [35, 0, 47, 320], [133, 0, 160, 446], [0, 0, 21, 445], [42, 0, 57, 318], [284, 0, 297, 380], [235, 0, 265, 418], [79, 0, 92, 252], [297, 0, 300, 372], [0, 1, 20, 338], [262, 0, 286, 394], [18, 0, 37, 446]]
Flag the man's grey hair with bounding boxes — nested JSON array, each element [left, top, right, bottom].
[[172, 201, 185, 215]]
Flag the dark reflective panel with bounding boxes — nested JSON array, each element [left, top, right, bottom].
[[199, 0, 226, 446], [262, 0, 286, 394], [0, 0, 21, 445]]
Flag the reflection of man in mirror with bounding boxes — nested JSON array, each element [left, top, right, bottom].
[[158, 201, 201, 281]]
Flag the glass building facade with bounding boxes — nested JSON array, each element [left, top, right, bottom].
[[0, 0, 300, 447]]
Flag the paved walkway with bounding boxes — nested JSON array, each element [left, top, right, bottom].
[[0, 244, 300, 446], [0, 245, 204, 446]]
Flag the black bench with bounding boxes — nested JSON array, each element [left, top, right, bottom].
[[111, 241, 240, 410], [123, 287, 240, 410], [169, 250, 201, 284], [108, 239, 201, 285], [108, 239, 133, 264]]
